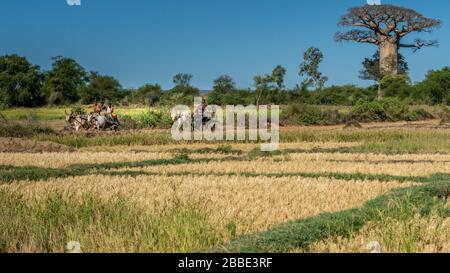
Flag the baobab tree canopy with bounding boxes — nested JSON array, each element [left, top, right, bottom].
[[336, 4, 441, 77]]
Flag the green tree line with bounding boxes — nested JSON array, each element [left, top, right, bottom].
[[0, 51, 449, 108]]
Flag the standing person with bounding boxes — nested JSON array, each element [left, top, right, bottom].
[[200, 98, 209, 124], [200, 97, 206, 112], [107, 103, 114, 115], [107, 103, 119, 124]]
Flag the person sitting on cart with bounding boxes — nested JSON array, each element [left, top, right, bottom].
[[107, 103, 119, 124], [94, 101, 102, 114]]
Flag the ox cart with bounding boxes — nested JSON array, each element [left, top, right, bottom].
[[65, 111, 120, 132]]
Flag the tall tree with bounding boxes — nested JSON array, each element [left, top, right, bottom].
[[173, 73, 193, 88], [253, 74, 273, 106], [207, 75, 236, 105], [213, 75, 236, 92], [253, 65, 287, 106], [272, 65, 287, 89], [136, 84, 162, 106], [299, 47, 328, 90], [336, 4, 441, 79], [43, 56, 87, 104], [78, 72, 123, 104], [0, 54, 43, 107], [161, 73, 199, 105]]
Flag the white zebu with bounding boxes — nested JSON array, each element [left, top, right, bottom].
[[66, 111, 119, 132], [87, 113, 112, 131], [87, 112, 120, 131], [171, 107, 217, 131], [65, 112, 89, 132]]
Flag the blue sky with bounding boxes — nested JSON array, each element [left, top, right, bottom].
[[0, 0, 448, 90]]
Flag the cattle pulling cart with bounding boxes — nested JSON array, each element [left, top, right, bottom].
[[65, 111, 120, 132]]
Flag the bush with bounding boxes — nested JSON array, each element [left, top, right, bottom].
[[70, 105, 86, 115], [437, 106, 450, 124], [136, 109, 172, 128], [119, 114, 140, 130], [405, 108, 435, 122], [416, 67, 450, 105], [0, 101, 8, 111], [380, 74, 412, 99], [350, 100, 386, 122], [349, 99, 433, 123], [281, 104, 343, 126], [379, 98, 410, 121], [310, 85, 375, 106]]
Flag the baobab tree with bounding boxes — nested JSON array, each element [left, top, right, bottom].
[[336, 4, 441, 97]]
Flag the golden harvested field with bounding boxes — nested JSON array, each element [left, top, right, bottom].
[[79, 142, 360, 153], [0, 152, 172, 168], [1, 175, 413, 234], [0, 151, 234, 168], [119, 156, 450, 177], [1, 124, 449, 253]]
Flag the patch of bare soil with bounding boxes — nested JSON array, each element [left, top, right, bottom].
[[283, 119, 449, 132], [365, 119, 450, 130], [0, 138, 75, 153]]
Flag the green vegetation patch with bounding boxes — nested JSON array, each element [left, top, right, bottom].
[[101, 169, 429, 184], [0, 190, 222, 253]]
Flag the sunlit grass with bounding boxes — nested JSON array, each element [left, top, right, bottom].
[[0, 189, 223, 253]]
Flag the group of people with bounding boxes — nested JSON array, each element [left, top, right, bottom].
[[93, 102, 119, 125]]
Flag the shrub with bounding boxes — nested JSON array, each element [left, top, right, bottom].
[[349, 98, 425, 122], [437, 106, 450, 124], [119, 114, 140, 130], [350, 100, 386, 122], [405, 108, 435, 122], [416, 67, 450, 105], [282, 104, 318, 125], [70, 105, 87, 115], [321, 109, 344, 125], [281, 104, 343, 126], [310, 85, 375, 106], [379, 98, 410, 121], [0, 101, 8, 111], [136, 109, 172, 128], [380, 74, 412, 99]]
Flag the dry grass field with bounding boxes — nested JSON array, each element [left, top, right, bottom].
[[0, 119, 449, 253]]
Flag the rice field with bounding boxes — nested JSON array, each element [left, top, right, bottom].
[[2, 175, 413, 234], [120, 156, 450, 177], [0, 121, 449, 253], [0, 106, 149, 121]]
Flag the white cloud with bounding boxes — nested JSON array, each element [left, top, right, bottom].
[[66, 0, 81, 6], [367, 0, 381, 5]]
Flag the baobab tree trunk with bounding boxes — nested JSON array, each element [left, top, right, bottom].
[[380, 42, 398, 75], [378, 41, 399, 99]]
